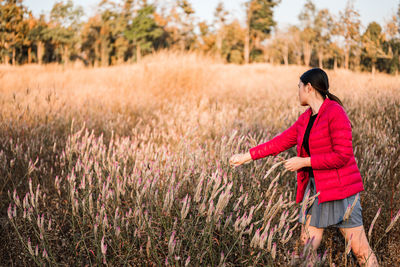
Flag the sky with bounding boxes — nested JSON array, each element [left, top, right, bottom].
[[24, 0, 399, 31]]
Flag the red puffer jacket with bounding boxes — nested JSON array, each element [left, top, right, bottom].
[[249, 98, 364, 204]]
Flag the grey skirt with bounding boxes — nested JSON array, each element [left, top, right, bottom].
[[298, 174, 363, 228]]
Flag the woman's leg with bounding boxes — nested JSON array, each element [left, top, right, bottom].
[[339, 225, 379, 267], [300, 215, 324, 266], [298, 214, 324, 265], [301, 214, 324, 250]]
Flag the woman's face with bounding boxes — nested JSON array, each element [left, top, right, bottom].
[[298, 80, 309, 106]]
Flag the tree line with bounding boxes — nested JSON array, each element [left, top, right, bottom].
[[1, 0, 400, 74]]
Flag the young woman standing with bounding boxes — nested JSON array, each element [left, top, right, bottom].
[[229, 68, 379, 266]]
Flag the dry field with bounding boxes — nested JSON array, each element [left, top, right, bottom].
[[0, 52, 399, 266]]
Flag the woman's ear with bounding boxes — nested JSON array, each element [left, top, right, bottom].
[[306, 83, 312, 93]]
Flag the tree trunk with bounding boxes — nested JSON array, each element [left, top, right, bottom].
[[63, 45, 69, 65], [94, 42, 100, 67], [136, 44, 141, 63], [101, 38, 108, 67], [295, 49, 301, 65], [117, 53, 124, 65], [27, 46, 32, 64], [254, 35, 260, 50], [263, 47, 269, 63], [244, 28, 250, 64], [3, 42, 10, 65], [179, 33, 185, 51], [317, 49, 323, 68], [333, 56, 337, 70], [37, 41, 44, 64], [398, 55, 400, 76], [12, 46, 16, 65], [371, 61, 375, 75], [4, 53, 10, 65], [4, 54, 10, 65], [344, 46, 350, 69], [283, 43, 288, 66], [216, 31, 222, 53], [303, 41, 312, 66], [117, 45, 124, 65]]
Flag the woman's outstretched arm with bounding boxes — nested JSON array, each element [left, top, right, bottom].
[[249, 118, 300, 160], [229, 117, 301, 167]]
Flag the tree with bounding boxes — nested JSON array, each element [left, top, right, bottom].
[[298, 0, 316, 66], [287, 25, 302, 65], [109, 0, 131, 65], [384, 14, 400, 74], [328, 42, 343, 70], [385, 15, 399, 40], [45, 0, 83, 64], [222, 20, 245, 64], [314, 9, 333, 68], [25, 12, 36, 63], [177, 0, 196, 50], [27, 14, 48, 64], [396, 3, 400, 74], [362, 22, 389, 74], [213, 2, 229, 54], [338, 0, 361, 69], [80, 15, 102, 66], [269, 27, 289, 65], [161, 0, 196, 51], [398, 2, 400, 34], [244, 0, 280, 63], [89, 0, 123, 67], [197, 20, 216, 53], [0, 0, 27, 65], [124, 3, 163, 62]]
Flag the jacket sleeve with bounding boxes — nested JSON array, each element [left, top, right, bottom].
[[310, 105, 353, 169], [249, 119, 299, 160]]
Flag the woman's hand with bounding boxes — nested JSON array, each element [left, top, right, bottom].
[[229, 152, 252, 167], [284, 157, 311, 172]]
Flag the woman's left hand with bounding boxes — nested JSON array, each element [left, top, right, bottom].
[[284, 157, 307, 172]]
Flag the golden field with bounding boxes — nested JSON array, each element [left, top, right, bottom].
[[1, 52, 399, 266]]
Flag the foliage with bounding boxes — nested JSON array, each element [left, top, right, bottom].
[[0, 0, 399, 73], [124, 4, 163, 59]]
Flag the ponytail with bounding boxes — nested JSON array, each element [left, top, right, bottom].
[[300, 68, 344, 107], [326, 91, 343, 107]]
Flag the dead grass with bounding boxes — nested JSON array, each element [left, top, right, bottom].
[[0, 51, 399, 266]]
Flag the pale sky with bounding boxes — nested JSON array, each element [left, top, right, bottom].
[[25, 0, 398, 31]]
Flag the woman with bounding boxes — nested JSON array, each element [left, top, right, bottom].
[[229, 68, 379, 266]]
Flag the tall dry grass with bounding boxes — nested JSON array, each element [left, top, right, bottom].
[[1, 51, 400, 266]]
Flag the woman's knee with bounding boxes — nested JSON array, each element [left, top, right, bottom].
[[300, 227, 323, 249], [340, 226, 378, 265]]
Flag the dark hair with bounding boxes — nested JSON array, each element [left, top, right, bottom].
[[300, 68, 343, 107]]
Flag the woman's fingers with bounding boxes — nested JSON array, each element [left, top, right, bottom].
[[230, 162, 240, 167], [229, 154, 244, 167], [284, 160, 295, 171], [229, 156, 236, 167], [284, 160, 289, 168]]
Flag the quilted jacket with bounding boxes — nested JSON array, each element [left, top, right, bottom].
[[249, 98, 364, 204]]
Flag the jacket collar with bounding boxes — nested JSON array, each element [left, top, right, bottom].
[[305, 97, 332, 119]]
